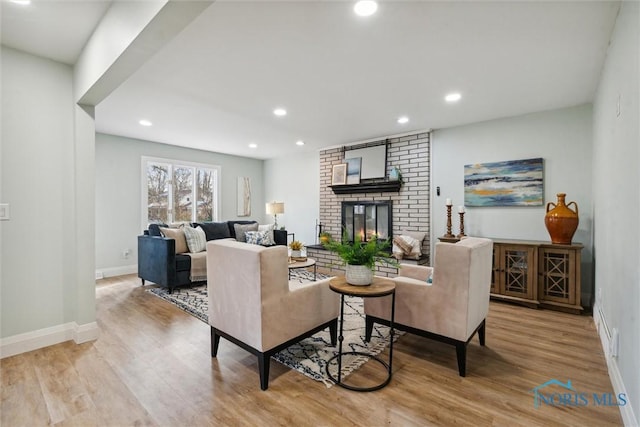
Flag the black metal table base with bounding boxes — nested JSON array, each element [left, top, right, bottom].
[[326, 351, 392, 391], [326, 292, 395, 392]]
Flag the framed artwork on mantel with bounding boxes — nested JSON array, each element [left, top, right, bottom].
[[331, 164, 347, 185], [345, 157, 361, 184]]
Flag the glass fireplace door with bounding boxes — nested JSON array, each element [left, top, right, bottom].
[[341, 201, 392, 243]]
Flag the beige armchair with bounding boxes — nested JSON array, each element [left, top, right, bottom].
[[206, 239, 339, 390], [364, 237, 493, 376]]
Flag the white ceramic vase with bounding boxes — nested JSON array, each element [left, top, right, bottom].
[[345, 264, 373, 286], [291, 250, 302, 258]]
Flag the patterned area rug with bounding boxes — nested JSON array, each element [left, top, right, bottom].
[[148, 282, 209, 323], [147, 269, 401, 387]]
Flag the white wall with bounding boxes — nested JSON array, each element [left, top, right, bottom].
[[263, 151, 320, 247], [74, 104, 97, 327], [95, 133, 265, 275], [592, 1, 639, 424], [1, 47, 77, 337], [431, 104, 594, 304]]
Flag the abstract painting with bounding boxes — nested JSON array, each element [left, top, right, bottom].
[[464, 158, 543, 206], [345, 157, 361, 184]]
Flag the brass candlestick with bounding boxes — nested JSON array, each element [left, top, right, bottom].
[[444, 205, 455, 238], [457, 212, 466, 238]]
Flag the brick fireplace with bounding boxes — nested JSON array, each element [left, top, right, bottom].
[[307, 132, 431, 277]]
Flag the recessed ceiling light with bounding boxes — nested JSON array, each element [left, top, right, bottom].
[[249, 143, 258, 149], [273, 108, 287, 116], [354, 0, 377, 17], [296, 140, 305, 146], [397, 116, 409, 124], [445, 93, 462, 102], [10, 0, 31, 5], [139, 119, 152, 126]]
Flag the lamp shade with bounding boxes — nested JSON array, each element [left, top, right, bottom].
[[266, 202, 284, 215]]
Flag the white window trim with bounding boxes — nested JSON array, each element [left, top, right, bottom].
[[141, 156, 221, 230]]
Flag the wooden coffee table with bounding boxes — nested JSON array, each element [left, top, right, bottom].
[[327, 276, 396, 391], [287, 257, 317, 280]]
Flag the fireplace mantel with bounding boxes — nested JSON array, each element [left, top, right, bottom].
[[329, 181, 401, 194]]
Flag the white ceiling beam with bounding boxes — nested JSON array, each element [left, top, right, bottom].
[[74, 0, 213, 105]]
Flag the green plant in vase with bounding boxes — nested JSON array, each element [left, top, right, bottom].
[[323, 230, 398, 285]]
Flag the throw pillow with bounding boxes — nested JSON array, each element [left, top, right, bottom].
[[401, 229, 426, 245], [228, 220, 258, 239], [393, 235, 421, 260], [245, 230, 273, 246], [183, 225, 207, 253], [403, 235, 422, 260], [234, 222, 259, 242], [400, 229, 426, 259], [195, 222, 231, 241], [258, 223, 276, 245], [392, 236, 407, 260], [159, 227, 189, 254], [393, 236, 413, 254]]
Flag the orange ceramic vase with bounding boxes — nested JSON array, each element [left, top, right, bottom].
[[545, 193, 579, 244]]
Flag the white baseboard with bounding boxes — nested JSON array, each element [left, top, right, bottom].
[[0, 321, 100, 359], [96, 264, 137, 279], [593, 302, 638, 427], [74, 321, 100, 343]]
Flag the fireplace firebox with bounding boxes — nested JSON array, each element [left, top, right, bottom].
[[341, 201, 392, 243]]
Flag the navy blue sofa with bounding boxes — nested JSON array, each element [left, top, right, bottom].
[[138, 221, 287, 292]]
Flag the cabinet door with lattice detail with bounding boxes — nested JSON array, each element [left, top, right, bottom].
[[538, 247, 577, 305], [500, 245, 536, 300]]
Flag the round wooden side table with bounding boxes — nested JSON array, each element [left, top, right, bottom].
[[287, 257, 317, 280], [327, 276, 396, 392]]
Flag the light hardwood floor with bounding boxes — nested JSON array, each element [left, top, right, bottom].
[[1, 274, 623, 426]]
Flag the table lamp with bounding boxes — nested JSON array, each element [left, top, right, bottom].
[[266, 201, 284, 228]]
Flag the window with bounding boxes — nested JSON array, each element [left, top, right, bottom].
[[142, 157, 220, 227]]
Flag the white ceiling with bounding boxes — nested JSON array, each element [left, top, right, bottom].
[[2, 1, 621, 160], [1, 0, 111, 65]]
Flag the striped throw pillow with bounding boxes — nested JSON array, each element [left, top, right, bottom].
[[183, 226, 207, 253]]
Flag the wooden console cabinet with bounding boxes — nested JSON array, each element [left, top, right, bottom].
[[490, 239, 583, 314]]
